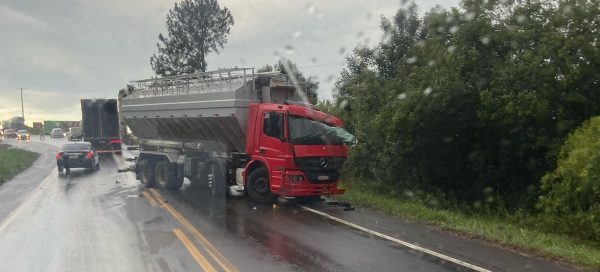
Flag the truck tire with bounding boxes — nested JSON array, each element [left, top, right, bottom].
[[140, 160, 155, 186], [247, 167, 278, 204], [155, 160, 183, 190], [204, 161, 226, 199]]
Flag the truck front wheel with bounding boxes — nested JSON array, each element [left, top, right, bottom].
[[155, 160, 183, 190], [247, 167, 277, 204]]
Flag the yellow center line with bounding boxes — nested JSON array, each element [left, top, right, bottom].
[[173, 228, 217, 272], [149, 188, 238, 272], [142, 190, 158, 207]]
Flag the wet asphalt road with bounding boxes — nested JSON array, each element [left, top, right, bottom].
[[0, 137, 574, 272]]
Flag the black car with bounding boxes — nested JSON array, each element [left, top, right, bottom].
[[56, 142, 100, 175]]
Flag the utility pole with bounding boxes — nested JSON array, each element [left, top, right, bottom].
[[18, 87, 25, 119]]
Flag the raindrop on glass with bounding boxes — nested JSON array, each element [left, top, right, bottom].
[[284, 45, 295, 55], [447, 46, 456, 53], [449, 25, 459, 34], [397, 93, 407, 99], [338, 99, 348, 109], [480, 36, 490, 45], [339, 47, 347, 55], [423, 87, 432, 95], [516, 15, 526, 23], [306, 4, 315, 14], [293, 30, 302, 38], [406, 56, 417, 64], [462, 12, 475, 21]]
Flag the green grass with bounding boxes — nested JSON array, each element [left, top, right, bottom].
[[338, 183, 600, 270], [0, 144, 39, 184]]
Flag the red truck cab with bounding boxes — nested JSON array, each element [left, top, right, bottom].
[[243, 103, 349, 203]]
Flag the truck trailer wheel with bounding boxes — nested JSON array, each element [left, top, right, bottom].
[[155, 160, 183, 190], [140, 160, 155, 186], [247, 167, 278, 204], [204, 161, 226, 199]]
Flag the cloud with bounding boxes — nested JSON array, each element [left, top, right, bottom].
[[0, 5, 50, 31]]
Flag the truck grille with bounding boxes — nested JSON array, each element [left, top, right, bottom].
[[294, 156, 346, 184]]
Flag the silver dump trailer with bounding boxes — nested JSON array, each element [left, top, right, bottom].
[[121, 68, 311, 199], [121, 68, 299, 153]]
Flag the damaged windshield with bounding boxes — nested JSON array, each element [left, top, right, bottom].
[[288, 115, 355, 146]]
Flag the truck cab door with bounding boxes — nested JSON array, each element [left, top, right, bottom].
[[258, 110, 288, 191]]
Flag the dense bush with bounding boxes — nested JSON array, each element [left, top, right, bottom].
[[537, 117, 600, 241], [327, 0, 600, 210]]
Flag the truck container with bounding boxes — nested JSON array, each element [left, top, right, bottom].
[[81, 99, 122, 153], [121, 68, 354, 203]]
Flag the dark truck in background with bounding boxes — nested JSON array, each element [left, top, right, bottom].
[[80, 99, 122, 154]]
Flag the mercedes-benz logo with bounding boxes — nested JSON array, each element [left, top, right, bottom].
[[320, 158, 329, 168]]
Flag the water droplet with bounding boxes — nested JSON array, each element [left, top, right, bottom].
[[239, 58, 246, 64], [357, 31, 364, 38], [339, 47, 347, 55], [445, 16, 453, 23], [406, 56, 417, 64], [416, 40, 425, 47], [366, 12, 372, 20], [480, 36, 490, 45], [516, 15, 526, 23], [338, 99, 348, 109], [447, 46, 456, 53], [306, 4, 315, 14], [284, 45, 295, 55], [423, 87, 432, 95], [326, 74, 335, 82], [310, 57, 318, 63], [428, 60, 436, 66], [293, 30, 302, 38], [404, 190, 414, 197], [462, 12, 475, 21], [449, 26, 459, 34]]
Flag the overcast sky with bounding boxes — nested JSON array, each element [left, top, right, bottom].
[[0, 0, 459, 125]]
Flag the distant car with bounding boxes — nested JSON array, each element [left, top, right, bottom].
[[51, 128, 64, 138], [68, 127, 83, 141], [56, 142, 99, 175], [3, 129, 17, 139], [17, 130, 30, 141]]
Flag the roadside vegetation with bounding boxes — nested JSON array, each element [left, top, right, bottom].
[[0, 144, 39, 184], [339, 183, 600, 269], [319, 0, 600, 269]]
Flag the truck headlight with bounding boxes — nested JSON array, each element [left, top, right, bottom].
[[287, 174, 304, 183]]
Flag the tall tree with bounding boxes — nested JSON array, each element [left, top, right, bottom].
[[150, 0, 234, 76]]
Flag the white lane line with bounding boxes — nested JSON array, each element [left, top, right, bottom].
[[299, 205, 492, 272], [0, 169, 54, 234]]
